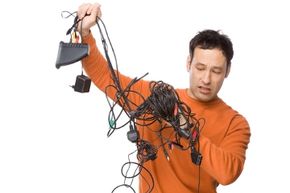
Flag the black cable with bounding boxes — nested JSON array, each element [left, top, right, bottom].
[[111, 184, 136, 193], [72, 13, 204, 193]]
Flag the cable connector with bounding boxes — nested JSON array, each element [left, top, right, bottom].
[[191, 147, 202, 165], [127, 124, 139, 143], [178, 128, 191, 139]]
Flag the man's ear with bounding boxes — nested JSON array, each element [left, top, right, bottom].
[[225, 64, 231, 78], [186, 55, 192, 72]]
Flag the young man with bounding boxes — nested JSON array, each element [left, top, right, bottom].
[[77, 3, 250, 193]]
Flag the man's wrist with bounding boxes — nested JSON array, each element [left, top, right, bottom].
[[81, 29, 91, 37]]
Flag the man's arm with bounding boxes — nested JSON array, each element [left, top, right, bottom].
[[79, 3, 151, 108], [199, 115, 251, 185]]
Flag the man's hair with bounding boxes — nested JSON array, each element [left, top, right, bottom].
[[189, 29, 234, 69]]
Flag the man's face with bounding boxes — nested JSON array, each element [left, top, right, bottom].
[[186, 47, 230, 102]]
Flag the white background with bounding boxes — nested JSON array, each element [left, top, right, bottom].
[[0, 0, 289, 192]]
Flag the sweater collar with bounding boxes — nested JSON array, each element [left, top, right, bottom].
[[178, 88, 223, 108]]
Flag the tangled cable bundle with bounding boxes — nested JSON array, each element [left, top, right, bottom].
[[108, 80, 203, 193], [146, 81, 178, 121], [133, 81, 200, 142], [59, 12, 204, 193]]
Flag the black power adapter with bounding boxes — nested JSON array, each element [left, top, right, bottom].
[[191, 147, 202, 165], [72, 74, 91, 93]]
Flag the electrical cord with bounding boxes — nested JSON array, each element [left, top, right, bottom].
[[61, 12, 205, 193]]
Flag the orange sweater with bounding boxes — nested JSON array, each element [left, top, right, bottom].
[[82, 33, 250, 193]]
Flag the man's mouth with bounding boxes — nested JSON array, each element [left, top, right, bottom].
[[198, 86, 211, 95]]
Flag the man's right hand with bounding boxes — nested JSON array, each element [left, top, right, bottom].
[[77, 2, 102, 37]]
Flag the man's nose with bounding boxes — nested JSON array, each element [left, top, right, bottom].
[[202, 70, 211, 85]]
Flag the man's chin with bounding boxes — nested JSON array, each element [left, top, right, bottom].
[[197, 93, 216, 102], [187, 89, 216, 102]]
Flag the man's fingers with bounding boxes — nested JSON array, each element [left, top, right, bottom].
[[90, 3, 101, 20], [77, 3, 92, 19]]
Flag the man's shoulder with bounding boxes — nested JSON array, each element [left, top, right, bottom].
[[220, 99, 249, 126]]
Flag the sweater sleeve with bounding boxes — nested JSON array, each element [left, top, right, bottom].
[[81, 32, 150, 108], [199, 114, 251, 185]]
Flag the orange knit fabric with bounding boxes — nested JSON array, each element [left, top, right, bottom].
[[82, 33, 251, 193]]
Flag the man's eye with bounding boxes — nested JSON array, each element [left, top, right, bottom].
[[213, 70, 222, 74], [212, 68, 223, 74], [196, 66, 205, 71]]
